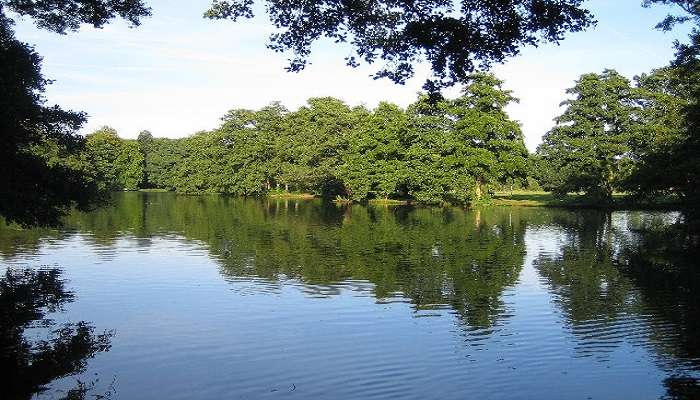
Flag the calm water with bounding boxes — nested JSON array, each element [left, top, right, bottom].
[[1, 193, 699, 400]]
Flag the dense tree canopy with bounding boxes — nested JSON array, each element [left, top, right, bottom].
[[535, 1, 700, 206], [624, 66, 695, 198], [634, 1, 700, 207], [4, 0, 700, 226], [204, 0, 594, 89], [536, 65, 700, 203], [85, 76, 528, 204], [0, 0, 150, 33], [537, 70, 636, 201]]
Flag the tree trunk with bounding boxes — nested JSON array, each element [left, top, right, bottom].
[[475, 178, 483, 200]]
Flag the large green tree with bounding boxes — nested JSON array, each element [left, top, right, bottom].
[[537, 70, 636, 201], [404, 73, 527, 204], [444, 73, 529, 199], [281, 97, 363, 196]]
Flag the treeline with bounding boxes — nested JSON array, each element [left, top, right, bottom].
[[85, 67, 699, 206], [84, 73, 530, 204], [536, 66, 699, 203]]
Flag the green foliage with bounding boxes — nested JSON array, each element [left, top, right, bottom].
[[653, 1, 700, 205], [0, 13, 97, 226], [204, 0, 593, 90], [1, 0, 151, 34], [281, 97, 363, 196], [340, 102, 410, 201], [0, 1, 150, 226], [115, 140, 144, 190], [635, 0, 700, 207], [536, 63, 700, 206], [537, 70, 636, 201], [624, 67, 693, 198], [402, 73, 529, 204], [84, 127, 122, 189], [95, 81, 526, 206], [84, 126, 144, 191]]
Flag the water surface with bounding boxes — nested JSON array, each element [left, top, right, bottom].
[[1, 193, 698, 399]]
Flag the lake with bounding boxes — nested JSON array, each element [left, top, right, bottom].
[[1, 192, 698, 400]]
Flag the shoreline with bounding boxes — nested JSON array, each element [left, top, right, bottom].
[[135, 190, 686, 211]]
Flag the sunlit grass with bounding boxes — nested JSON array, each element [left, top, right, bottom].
[[491, 191, 680, 209], [267, 191, 317, 199]]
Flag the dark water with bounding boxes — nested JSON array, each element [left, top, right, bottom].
[[1, 193, 699, 400]]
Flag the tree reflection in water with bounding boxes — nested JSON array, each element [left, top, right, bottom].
[[0, 268, 113, 400], [664, 377, 700, 400], [533, 212, 700, 399], [2, 193, 699, 399]]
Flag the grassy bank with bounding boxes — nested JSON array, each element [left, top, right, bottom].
[[490, 191, 682, 209], [367, 198, 411, 205], [134, 189, 681, 210], [267, 192, 317, 199], [138, 188, 171, 193]]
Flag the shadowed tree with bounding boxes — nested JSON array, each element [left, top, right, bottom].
[[204, 0, 594, 90], [643, 0, 700, 207], [0, 1, 151, 226]]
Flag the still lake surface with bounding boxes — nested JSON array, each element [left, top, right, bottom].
[[1, 192, 699, 400]]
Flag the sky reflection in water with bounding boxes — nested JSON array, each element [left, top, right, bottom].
[[1, 193, 698, 400]]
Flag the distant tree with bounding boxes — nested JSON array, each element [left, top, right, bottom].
[[115, 140, 145, 190], [172, 131, 227, 194], [137, 130, 154, 187], [217, 104, 288, 194], [85, 127, 123, 190], [219, 109, 273, 195], [145, 138, 184, 190], [84, 127, 144, 191], [204, 0, 593, 90], [537, 70, 636, 201], [281, 97, 362, 196], [341, 102, 410, 200], [445, 73, 528, 199]]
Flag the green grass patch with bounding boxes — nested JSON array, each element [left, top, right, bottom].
[[267, 192, 317, 199], [368, 198, 411, 205], [490, 191, 682, 209], [139, 188, 171, 193]]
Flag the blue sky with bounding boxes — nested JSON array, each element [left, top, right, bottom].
[[11, 0, 692, 150]]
